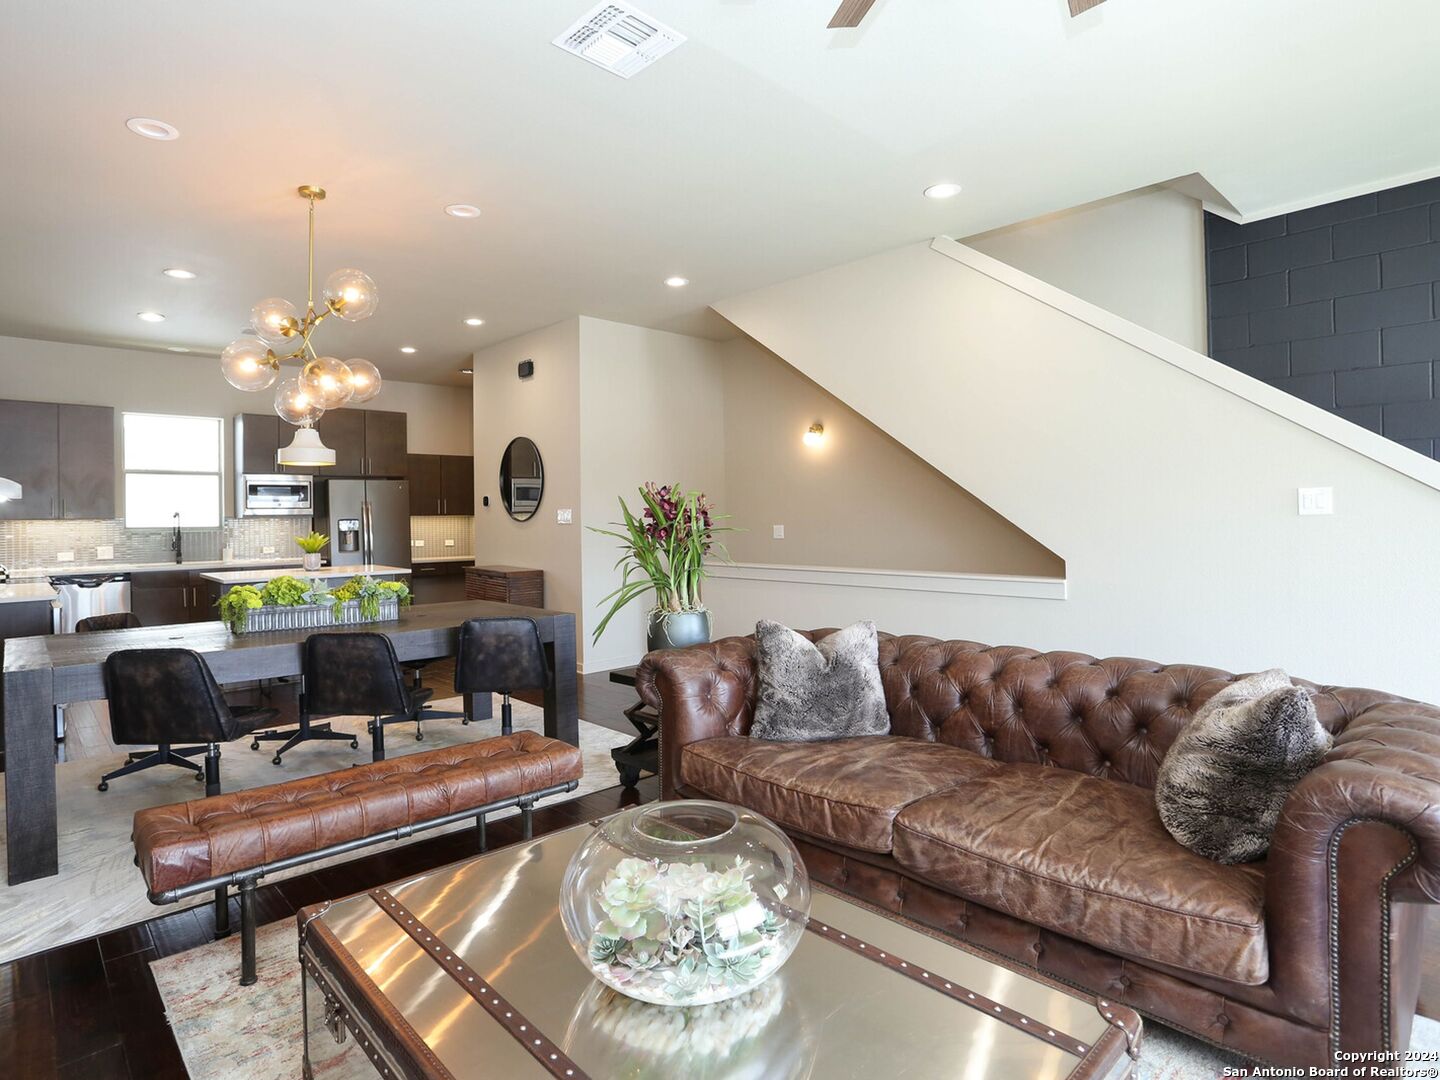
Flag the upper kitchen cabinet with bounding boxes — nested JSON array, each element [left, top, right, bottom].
[[407, 454, 442, 515], [0, 399, 115, 520], [237, 412, 307, 475], [57, 404, 116, 519], [314, 408, 367, 474], [440, 454, 474, 515], [362, 410, 408, 477]]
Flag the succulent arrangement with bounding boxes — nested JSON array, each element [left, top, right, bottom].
[[216, 574, 411, 633], [587, 856, 787, 1003], [294, 531, 329, 554]]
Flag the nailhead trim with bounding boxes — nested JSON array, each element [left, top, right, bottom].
[[370, 888, 590, 1079], [806, 919, 1088, 1057], [302, 955, 403, 1077]]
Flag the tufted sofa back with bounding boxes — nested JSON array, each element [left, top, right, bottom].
[[637, 629, 1405, 789]]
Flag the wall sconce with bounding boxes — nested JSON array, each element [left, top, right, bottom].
[[803, 422, 825, 447]]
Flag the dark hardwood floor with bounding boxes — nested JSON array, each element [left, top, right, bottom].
[[0, 776, 659, 1080]]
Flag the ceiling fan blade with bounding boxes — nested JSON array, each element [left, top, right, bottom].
[[829, 0, 879, 29], [1068, 0, 1107, 14]]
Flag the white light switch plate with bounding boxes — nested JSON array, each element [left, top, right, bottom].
[[444, 538, 455, 547], [56, 550, 74, 562], [1297, 487, 1334, 515], [772, 525, 785, 539], [96, 545, 114, 560], [557, 508, 573, 524]]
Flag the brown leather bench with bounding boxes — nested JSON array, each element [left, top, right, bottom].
[[133, 731, 583, 985]]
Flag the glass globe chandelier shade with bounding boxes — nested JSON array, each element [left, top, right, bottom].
[[322, 268, 379, 322], [220, 335, 279, 391], [250, 297, 301, 347], [300, 355, 355, 410], [345, 358, 382, 403], [273, 376, 325, 427]]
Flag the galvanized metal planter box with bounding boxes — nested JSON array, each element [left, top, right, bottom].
[[239, 598, 400, 634]]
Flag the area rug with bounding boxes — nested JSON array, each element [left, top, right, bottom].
[[0, 695, 631, 964], [154, 918, 1440, 1079]]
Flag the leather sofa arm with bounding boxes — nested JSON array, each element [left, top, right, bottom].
[[636, 637, 760, 798]]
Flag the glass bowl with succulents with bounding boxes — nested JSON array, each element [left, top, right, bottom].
[[559, 801, 810, 1007]]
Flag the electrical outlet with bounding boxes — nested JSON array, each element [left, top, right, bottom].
[[772, 524, 785, 539], [55, 551, 75, 562], [444, 538, 456, 547], [1297, 487, 1334, 515], [557, 508, 573, 524], [262, 546, 275, 554], [96, 545, 114, 560], [414, 539, 425, 547]]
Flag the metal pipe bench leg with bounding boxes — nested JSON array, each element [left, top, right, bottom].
[[215, 885, 231, 937], [520, 798, 534, 841], [476, 813, 487, 852], [239, 878, 258, 987]]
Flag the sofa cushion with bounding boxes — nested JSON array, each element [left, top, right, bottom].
[[680, 735, 1001, 853], [892, 764, 1269, 985]]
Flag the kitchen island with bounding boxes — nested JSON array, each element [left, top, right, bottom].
[[197, 563, 411, 586], [0, 598, 578, 885]]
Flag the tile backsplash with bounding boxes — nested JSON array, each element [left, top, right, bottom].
[[409, 515, 474, 557], [0, 517, 300, 570]]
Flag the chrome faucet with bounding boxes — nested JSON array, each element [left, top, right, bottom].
[[171, 512, 183, 564]]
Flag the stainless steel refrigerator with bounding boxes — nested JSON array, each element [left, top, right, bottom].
[[314, 479, 412, 569]]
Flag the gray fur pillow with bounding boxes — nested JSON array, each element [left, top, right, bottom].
[[1155, 669, 1331, 864], [750, 620, 890, 741]]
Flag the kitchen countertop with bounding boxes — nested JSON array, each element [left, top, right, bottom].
[[198, 563, 412, 585], [5, 558, 304, 580], [412, 554, 476, 564], [0, 583, 59, 605]]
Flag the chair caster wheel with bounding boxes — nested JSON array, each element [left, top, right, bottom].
[[350, 739, 359, 749], [194, 772, 204, 782], [272, 756, 283, 766], [97, 781, 109, 792], [461, 719, 470, 726], [251, 741, 260, 751], [416, 732, 424, 741]]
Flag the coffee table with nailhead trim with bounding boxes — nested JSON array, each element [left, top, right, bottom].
[[298, 817, 1141, 1079]]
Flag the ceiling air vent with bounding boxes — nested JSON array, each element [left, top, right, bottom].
[[553, 3, 685, 79]]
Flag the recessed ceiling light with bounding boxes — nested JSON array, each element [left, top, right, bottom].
[[459, 367, 474, 375], [126, 117, 179, 141], [167, 346, 190, 353], [923, 182, 963, 200], [664, 276, 689, 288], [400, 346, 417, 354], [463, 317, 484, 327], [444, 204, 481, 219], [137, 311, 166, 322], [162, 267, 196, 280]]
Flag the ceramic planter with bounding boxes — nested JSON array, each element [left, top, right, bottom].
[[647, 609, 711, 652]]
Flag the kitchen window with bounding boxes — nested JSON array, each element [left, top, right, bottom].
[[122, 413, 223, 528]]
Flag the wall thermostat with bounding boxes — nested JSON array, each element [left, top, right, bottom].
[[518, 359, 535, 379]]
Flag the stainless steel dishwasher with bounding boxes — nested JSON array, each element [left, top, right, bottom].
[[49, 572, 133, 634]]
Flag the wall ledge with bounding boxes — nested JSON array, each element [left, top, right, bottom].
[[930, 236, 1440, 497], [708, 561, 1067, 600]]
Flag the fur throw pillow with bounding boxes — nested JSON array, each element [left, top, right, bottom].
[[1155, 669, 1331, 864], [750, 620, 890, 741]]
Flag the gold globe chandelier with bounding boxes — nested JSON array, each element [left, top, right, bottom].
[[220, 185, 383, 467]]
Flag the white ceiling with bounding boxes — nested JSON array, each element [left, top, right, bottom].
[[1, 0, 1437, 387]]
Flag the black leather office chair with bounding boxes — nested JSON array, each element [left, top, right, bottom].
[[255, 632, 433, 764], [76, 612, 142, 633], [453, 617, 549, 736], [101, 649, 279, 796]]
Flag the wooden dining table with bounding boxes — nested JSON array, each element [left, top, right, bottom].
[[0, 599, 578, 885]]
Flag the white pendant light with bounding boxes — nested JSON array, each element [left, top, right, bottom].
[[276, 427, 336, 468], [0, 476, 20, 502]]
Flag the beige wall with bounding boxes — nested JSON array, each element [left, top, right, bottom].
[[0, 335, 472, 516], [471, 317, 584, 656], [714, 238, 1440, 704], [719, 336, 1062, 576], [965, 187, 1208, 354], [579, 318, 729, 671]]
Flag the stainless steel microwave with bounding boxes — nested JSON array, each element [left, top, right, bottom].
[[241, 474, 314, 516]]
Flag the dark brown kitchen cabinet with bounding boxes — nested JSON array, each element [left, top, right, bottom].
[[57, 404, 115, 519], [410, 559, 473, 604], [129, 569, 192, 626], [439, 455, 474, 515], [236, 413, 309, 476], [0, 400, 58, 521], [362, 410, 408, 477], [0, 399, 115, 521], [314, 408, 367, 474], [407, 454, 442, 515]]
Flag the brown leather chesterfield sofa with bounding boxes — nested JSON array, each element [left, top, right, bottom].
[[637, 629, 1440, 1069]]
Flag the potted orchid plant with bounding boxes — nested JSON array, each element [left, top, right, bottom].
[[590, 483, 730, 651]]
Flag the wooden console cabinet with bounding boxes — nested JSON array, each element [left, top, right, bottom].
[[463, 565, 543, 608]]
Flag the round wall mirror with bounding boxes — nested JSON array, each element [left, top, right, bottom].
[[499, 437, 544, 521]]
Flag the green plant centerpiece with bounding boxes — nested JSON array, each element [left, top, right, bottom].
[[216, 574, 411, 634], [559, 801, 810, 1007], [295, 531, 328, 570], [588, 482, 731, 652]]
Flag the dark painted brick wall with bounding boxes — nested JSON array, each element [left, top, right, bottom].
[[1205, 177, 1440, 459]]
